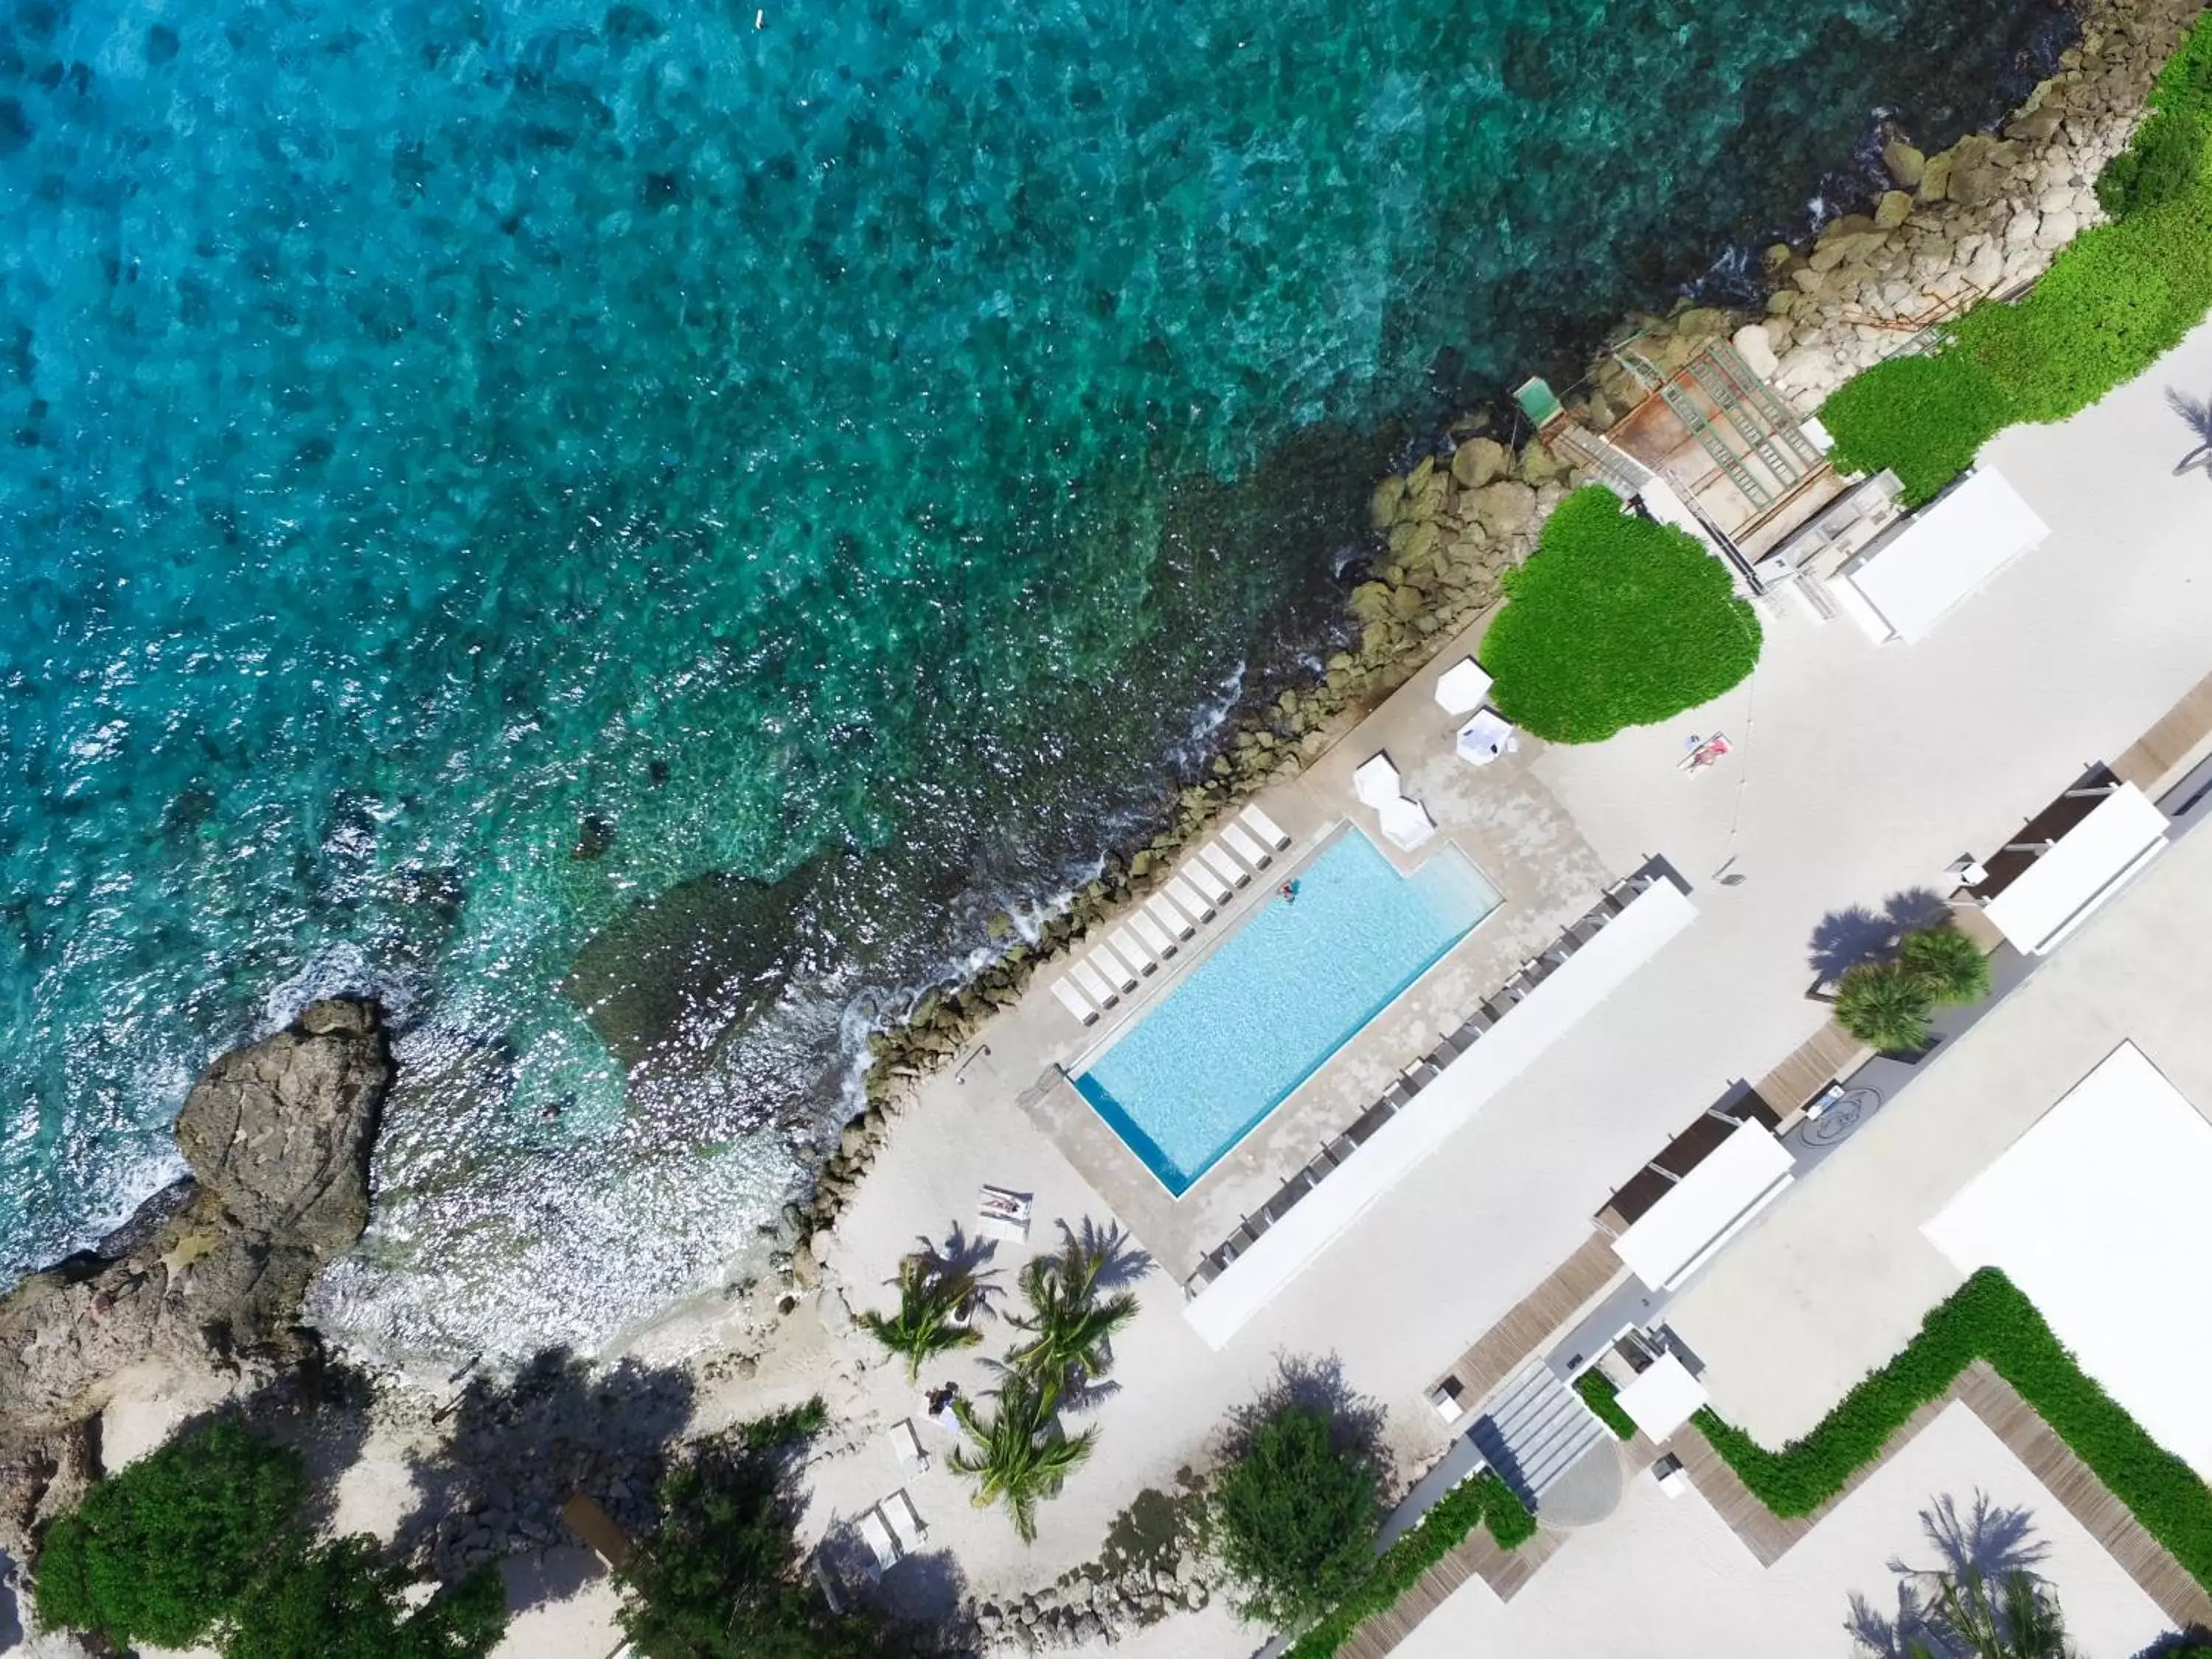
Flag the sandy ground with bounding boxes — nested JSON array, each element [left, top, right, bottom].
[[1394, 1405, 2174, 1659]]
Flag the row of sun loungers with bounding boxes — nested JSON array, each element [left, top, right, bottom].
[[1050, 804, 1294, 1026], [1182, 867, 1664, 1295]]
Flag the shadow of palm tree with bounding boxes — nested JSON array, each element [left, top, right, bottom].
[[1059, 1215, 1155, 1290], [1809, 888, 1954, 983], [913, 1222, 1005, 1319], [2169, 387, 2212, 477], [1846, 1490, 2049, 1657]]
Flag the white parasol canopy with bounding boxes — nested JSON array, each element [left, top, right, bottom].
[[1433, 657, 1494, 714]]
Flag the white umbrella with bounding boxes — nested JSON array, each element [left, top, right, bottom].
[[1455, 709, 1518, 767], [1378, 795, 1437, 850], [1352, 751, 1402, 809], [1433, 657, 1494, 714]]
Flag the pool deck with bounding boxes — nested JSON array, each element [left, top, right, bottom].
[[1001, 618, 1614, 1277]]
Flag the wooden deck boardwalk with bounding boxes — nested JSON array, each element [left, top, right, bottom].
[[2115, 663, 2212, 793], [1338, 1525, 1566, 1659], [1429, 1231, 1621, 1408], [1754, 1020, 1869, 1116]]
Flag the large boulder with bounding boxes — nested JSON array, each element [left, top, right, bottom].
[[0, 1000, 392, 1443]]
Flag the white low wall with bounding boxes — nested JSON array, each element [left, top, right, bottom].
[[1184, 878, 1700, 1349]]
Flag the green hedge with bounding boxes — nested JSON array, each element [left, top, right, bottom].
[[1573, 1370, 1639, 1441], [1820, 12, 2212, 504], [1481, 487, 1761, 744], [1695, 1268, 2212, 1594], [1283, 1472, 1530, 1658]]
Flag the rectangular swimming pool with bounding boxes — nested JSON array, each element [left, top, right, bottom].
[[1073, 828, 1500, 1194]]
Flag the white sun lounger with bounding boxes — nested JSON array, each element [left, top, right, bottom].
[[1165, 874, 1217, 922], [1129, 909, 1178, 959], [1379, 794, 1437, 851], [889, 1419, 928, 1472], [1239, 803, 1293, 851], [1187, 858, 1235, 908], [1068, 958, 1120, 1007], [858, 1507, 901, 1573], [1222, 821, 1273, 869], [1200, 842, 1252, 888], [1353, 752, 1402, 809], [1147, 892, 1199, 939], [978, 1183, 1032, 1243], [1092, 943, 1141, 992], [1110, 926, 1158, 975], [883, 1488, 928, 1553], [1049, 977, 1099, 1025]]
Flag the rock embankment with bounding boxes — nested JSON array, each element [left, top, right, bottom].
[[0, 998, 392, 1559]]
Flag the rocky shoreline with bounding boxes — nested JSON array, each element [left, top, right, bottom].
[[793, 0, 2198, 1277]]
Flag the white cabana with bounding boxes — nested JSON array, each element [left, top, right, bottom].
[[1924, 1042, 2212, 1479], [1612, 1352, 1708, 1441], [1434, 657, 1494, 714], [1610, 1122, 1795, 1293], [1980, 782, 2169, 956], [1377, 794, 1436, 850], [1832, 467, 2049, 644], [1455, 709, 1518, 767], [1352, 751, 1402, 809]]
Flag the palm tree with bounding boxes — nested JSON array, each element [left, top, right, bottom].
[[1004, 1236, 1139, 1394], [947, 1371, 1096, 1543], [1900, 923, 1992, 1007], [1908, 1568, 2073, 1659], [2168, 387, 2212, 476], [856, 1252, 982, 1382], [1834, 961, 1936, 1054]]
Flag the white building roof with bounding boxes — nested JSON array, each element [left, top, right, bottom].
[[1924, 1041, 2212, 1479], [1613, 1352, 1709, 1441], [1611, 1122, 1795, 1293], [1840, 467, 2048, 643], [1982, 782, 2169, 956]]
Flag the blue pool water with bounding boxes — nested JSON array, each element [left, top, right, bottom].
[[1075, 831, 1499, 1192]]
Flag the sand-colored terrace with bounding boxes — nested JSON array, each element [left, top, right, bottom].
[[964, 613, 1615, 1278]]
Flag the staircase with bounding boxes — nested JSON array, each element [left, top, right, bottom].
[[1468, 1360, 1610, 1507]]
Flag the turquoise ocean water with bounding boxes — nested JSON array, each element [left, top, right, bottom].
[[1, 0, 2064, 1360]]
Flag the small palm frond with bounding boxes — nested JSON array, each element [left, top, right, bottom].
[[856, 1253, 984, 1382]]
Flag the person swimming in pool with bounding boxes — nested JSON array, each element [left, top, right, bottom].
[[1279, 878, 1298, 903]]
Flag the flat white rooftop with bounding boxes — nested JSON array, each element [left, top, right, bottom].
[[1610, 1121, 1794, 1293], [1839, 465, 2049, 644], [1981, 782, 2169, 956], [1924, 1040, 2212, 1480]]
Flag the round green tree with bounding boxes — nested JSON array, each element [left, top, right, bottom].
[[34, 1416, 305, 1649], [1480, 486, 1762, 743], [1900, 922, 1992, 1007], [1833, 961, 1937, 1054], [223, 1537, 504, 1659], [1210, 1404, 1382, 1631]]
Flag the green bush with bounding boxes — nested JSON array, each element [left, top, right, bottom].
[[1899, 922, 1991, 1007], [223, 1540, 507, 1659], [1211, 1405, 1383, 1630], [34, 1417, 305, 1649], [1819, 8, 2212, 504], [1481, 487, 1761, 744], [1696, 1269, 2212, 1595], [1282, 1472, 1529, 1659], [1832, 960, 1936, 1054], [1573, 1369, 1638, 1441]]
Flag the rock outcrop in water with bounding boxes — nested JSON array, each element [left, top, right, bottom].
[[0, 998, 390, 1558]]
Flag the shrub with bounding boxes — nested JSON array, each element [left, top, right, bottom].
[[1832, 960, 1935, 1054], [223, 1540, 507, 1659], [1212, 1405, 1382, 1630], [1481, 487, 1761, 744], [1696, 1269, 2212, 1596], [34, 1417, 305, 1649], [1818, 7, 2212, 505], [1280, 1471, 1529, 1658], [619, 1399, 898, 1658], [1573, 1369, 1638, 1441], [1899, 922, 1991, 1006]]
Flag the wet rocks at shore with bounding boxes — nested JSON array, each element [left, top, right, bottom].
[[0, 999, 392, 1560]]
